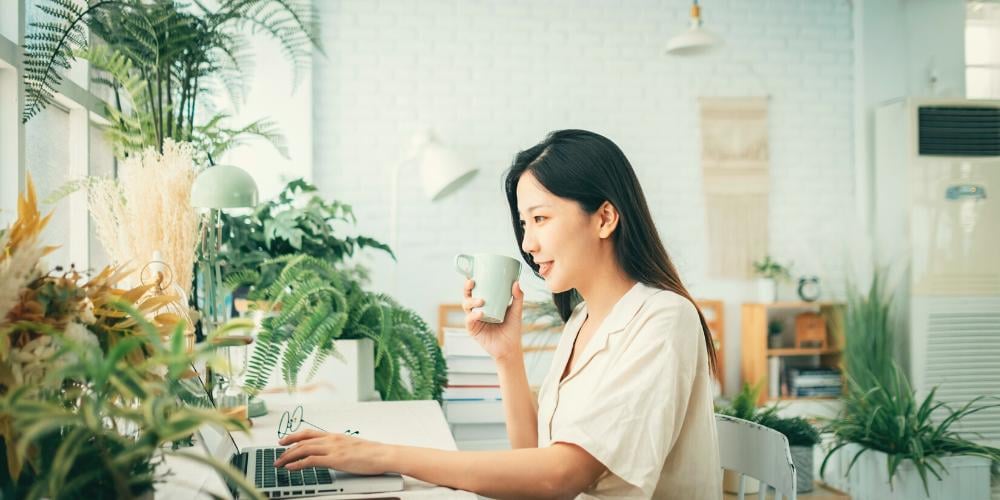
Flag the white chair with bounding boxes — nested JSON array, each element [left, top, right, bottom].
[[716, 414, 796, 500]]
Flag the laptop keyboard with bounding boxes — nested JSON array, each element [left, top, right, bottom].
[[255, 448, 334, 489]]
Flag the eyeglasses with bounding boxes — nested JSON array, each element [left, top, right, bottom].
[[277, 405, 360, 439]]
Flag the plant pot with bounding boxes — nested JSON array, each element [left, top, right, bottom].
[[757, 278, 777, 303], [825, 444, 992, 500], [258, 338, 378, 402], [723, 469, 759, 494], [790, 445, 814, 493]]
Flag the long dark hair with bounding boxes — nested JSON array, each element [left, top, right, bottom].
[[503, 129, 717, 374]]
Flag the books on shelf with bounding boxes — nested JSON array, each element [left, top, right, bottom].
[[443, 399, 505, 424], [788, 367, 842, 398], [451, 422, 509, 441], [446, 356, 498, 374], [442, 326, 509, 448], [443, 386, 502, 401], [447, 372, 500, 387], [764, 359, 843, 399], [443, 328, 488, 358]]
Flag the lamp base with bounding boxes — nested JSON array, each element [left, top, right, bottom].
[[248, 396, 268, 418]]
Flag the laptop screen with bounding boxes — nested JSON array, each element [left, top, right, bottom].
[[179, 368, 242, 460]]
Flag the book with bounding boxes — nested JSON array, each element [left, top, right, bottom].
[[450, 423, 509, 441], [443, 328, 489, 358], [455, 438, 511, 451], [768, 356, 781, 399], [448, 372, 500, 386], [446, 356, 498, 374], [443, 399, 505, 424], [795, 386, 843, 397], [443, 386, 502, 400]]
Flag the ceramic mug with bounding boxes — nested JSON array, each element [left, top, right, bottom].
[[454, 253, 521, 323]]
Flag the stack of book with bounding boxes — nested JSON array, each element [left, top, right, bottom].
[[442, 327, 509, 450], [787, 367, 843, 398]]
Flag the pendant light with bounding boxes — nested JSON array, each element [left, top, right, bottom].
[[666, 0, 723, 56]]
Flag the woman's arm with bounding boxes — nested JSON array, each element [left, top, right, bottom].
[[496, 354, 538, 448], [274, 429, 606, 499], [392, 442, 604, 499]]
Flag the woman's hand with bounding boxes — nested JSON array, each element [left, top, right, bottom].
[[462, 280, 524, 364], [273, 429, 393, 475]]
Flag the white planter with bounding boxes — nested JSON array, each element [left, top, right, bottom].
[[757, 278, 777, 303], [257, 338, 379, 402], [824, 444, 992, 500], [791, 445, 814, 493]]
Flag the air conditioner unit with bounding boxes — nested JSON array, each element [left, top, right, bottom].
[[875, 98, 1000, 446]]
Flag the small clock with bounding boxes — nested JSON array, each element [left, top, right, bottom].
[[797, 276, 821, 302]]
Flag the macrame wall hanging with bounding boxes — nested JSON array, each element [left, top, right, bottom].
[[699, 97, 770, 279]]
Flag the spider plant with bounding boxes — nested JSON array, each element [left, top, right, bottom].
[[820, 364, 1000, 494], [820, 268, 1000, 494]]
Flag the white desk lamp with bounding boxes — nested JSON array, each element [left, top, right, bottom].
[[388, 131, 478, 292]]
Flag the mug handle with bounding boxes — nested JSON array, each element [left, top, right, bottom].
[[454, 254, 474, 278]]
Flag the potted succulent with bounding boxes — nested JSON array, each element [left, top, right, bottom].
[[752, 255, 792, 303]]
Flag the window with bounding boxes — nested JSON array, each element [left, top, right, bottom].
[[967, 2, 1000, 99], [0, 0, 113, 271]]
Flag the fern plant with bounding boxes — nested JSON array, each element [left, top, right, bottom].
[[228, 254, 446, 401], [22, 0, 319, 159]]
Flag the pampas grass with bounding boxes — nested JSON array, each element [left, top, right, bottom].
[[88, 140, 200, 295], [0, 232, 45, 325]]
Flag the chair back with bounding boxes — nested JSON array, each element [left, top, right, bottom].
[[716, 414, 796, 500]]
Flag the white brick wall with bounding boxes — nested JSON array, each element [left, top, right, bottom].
[[312, 0, 856, 393]]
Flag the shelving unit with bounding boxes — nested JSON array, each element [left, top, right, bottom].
[[740, 302, 846, 404]]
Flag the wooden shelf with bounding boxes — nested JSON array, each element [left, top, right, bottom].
[[768, 395, 842, 402], [741, 302, 847, 404], [767, 347, 842, 357], [744, 301, 841, 308]]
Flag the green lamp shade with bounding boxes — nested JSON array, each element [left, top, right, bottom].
[[191, 165, 259, 209]]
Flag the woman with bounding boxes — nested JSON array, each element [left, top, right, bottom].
[[275, 130, 722, 499]]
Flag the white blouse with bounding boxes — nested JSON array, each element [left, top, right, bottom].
[[536, 282, 722, 499]]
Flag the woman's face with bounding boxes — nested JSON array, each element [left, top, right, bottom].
[[516, 171, 602, 293]]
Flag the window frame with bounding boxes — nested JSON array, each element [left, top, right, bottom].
[[0, 0, 113, 270]]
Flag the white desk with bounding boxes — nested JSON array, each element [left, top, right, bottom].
[[157, 390, 476, 499]]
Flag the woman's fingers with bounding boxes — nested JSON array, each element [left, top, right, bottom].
[[275, 443, 325, 467], [284, 455, 320, 470], [464, 309, 485, 333], [279, 428, 326, 445], [462, 297, 484, 313], [463, 279, 475, 298]]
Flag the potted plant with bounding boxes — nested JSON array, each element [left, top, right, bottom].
[[228, 254, 447, 402], [218, 178, 394, 292], [768, 319, 784, 348], [716, 382, 775, 493], [820, 270, 1000, 499], [717, 382, 823, 493], [756, 412, 821, 493], [752, 255, 792, 303], [215, 180, 446, 402], [22, 0, 319, 160], [0, 179, 261, 499]]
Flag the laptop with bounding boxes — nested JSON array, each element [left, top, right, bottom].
[[182, 373, 404, 498]]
